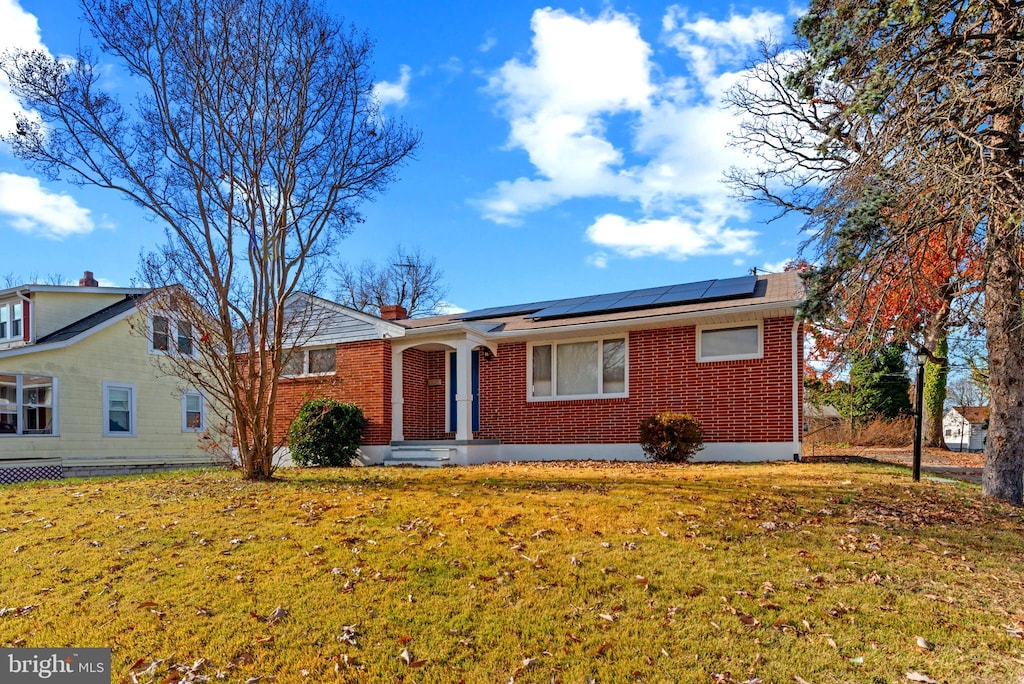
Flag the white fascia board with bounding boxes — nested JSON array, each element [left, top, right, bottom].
[[0, 306, 139, 359], [0, 284, 149, 298]]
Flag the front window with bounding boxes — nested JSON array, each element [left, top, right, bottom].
[[697, 323, 762, 362], [0, 374, 57, 436], [281, 347, 336, 376], [103, 382, 136, 436], [529, 337, 627, 400]]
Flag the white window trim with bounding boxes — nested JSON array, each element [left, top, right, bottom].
[[526, 335, 629, 402], [280, 346, 337, 378], [0, 374, 58, 437], [148, 312, 197, 358], [102, 382, 137, 437], [0, 300, 24, 343], [696, 320, 763, 363], [181, 389, 206, 432]]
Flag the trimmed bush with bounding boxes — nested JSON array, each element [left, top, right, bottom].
[[287, 399, 367, 467], [638, 412, 704, 463]]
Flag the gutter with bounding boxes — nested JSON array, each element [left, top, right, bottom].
[[792, 317, 801, 460]]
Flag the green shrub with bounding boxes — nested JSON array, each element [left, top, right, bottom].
[[638, 412, 703, 463], [287, 399, 367, 467]]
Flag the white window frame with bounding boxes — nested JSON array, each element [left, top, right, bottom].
[[0, 374, 58, 436], [527, 335, 628, 402], [181, 390, 206, 432], [696, 321, 763, 363], [149, 312, 197, 358], [0, 300, 24, 342], [280, 346, 336, 377], [103, 382, 137, 437]]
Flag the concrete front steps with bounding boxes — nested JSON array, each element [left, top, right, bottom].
[[383, 440, 502, 467]]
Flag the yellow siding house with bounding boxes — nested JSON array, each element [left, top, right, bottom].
[[0, 272, 229, 483]]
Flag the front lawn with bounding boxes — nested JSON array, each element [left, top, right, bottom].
[[1, 461, 1022, 683]]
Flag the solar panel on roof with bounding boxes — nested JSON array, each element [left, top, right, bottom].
[[476, 275, 761, 322], [454, 299, 561, 321], [700, 275, 758, 300]]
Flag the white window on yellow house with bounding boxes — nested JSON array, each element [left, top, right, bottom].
[[0, 301, 23, 341], [103, 382, 136, 437], [182, 391, 205, 431], [0, 374, 57, 435], [151, 314, 195, 356]]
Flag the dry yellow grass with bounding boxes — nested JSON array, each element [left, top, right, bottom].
[[1, 461, 1023, 683]]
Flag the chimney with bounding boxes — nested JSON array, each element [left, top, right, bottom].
[[379, 304, 408, 321], [79, 270, 99, 288]]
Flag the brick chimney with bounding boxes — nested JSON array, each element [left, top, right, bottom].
[[78, 270, 99, 288], [379, 304, 408, 321]]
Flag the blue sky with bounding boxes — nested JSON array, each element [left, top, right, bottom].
[[0, 0, 806, 313]]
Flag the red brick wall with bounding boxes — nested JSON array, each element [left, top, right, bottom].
[[272, 340, 392, 445], [401, 349, 448, 440], [473, 316, 800, 444]]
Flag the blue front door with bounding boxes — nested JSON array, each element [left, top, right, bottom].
[[448, 350, 480, 433]]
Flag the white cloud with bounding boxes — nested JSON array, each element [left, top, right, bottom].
[[373, 65, 412, 107], [662, 6, 786, 84], [479, 31, 497, 53], [0, 172, 95, 239], [481, 7, 783, 259], [436, 300, 467, 315], [585, 213, 756, 261], [586, 252, 609, 269], [0, 0, 52, 128], [761, 259, 792, 273]]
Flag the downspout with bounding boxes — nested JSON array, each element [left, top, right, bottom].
[[792, 317, 801, 461], [16, 289, 31, 343]]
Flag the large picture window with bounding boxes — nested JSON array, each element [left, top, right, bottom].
[[529, 337, 627, 400], [0, 374, 57, 435], [697, 322, 762, 362]]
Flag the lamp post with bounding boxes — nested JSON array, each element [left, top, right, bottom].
[[912, 347, 929, 482]]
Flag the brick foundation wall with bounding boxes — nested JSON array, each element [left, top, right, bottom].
[[272, 339, 392, 446], [473, 316, 801, 444]]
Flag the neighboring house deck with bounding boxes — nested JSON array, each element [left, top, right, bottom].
[[943, 406, 989, 453], [0, 272, 229, 483], [273, 271, 805, 466]]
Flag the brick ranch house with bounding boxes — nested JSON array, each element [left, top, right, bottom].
[[274, 271, 805, 466]]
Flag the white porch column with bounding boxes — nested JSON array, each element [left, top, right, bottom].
[[391, 346, 404, 442], [454, 339, 474, 441]]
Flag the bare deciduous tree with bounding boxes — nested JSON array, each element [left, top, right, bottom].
[[0, 0, 420, 479], [335, 245, 448, 318], [726, 2, 1024, 504]]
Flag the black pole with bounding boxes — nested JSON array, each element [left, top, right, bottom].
[[913, 360, 925, 481]]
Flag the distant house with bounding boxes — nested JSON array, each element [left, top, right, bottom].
[[943, 406, 989, 453], [0, 272, 229, 484], [272, 271, 806, 466]]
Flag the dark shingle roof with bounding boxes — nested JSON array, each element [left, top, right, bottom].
[[36, 293, 149, 344]]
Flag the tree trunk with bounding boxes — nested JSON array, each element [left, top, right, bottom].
[[923, 336, 949, 449], [980, 5, 1024, 506]]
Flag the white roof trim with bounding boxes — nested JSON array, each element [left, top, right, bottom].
[[0, 300, 145, 359], [0, 284, 149, 299]]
